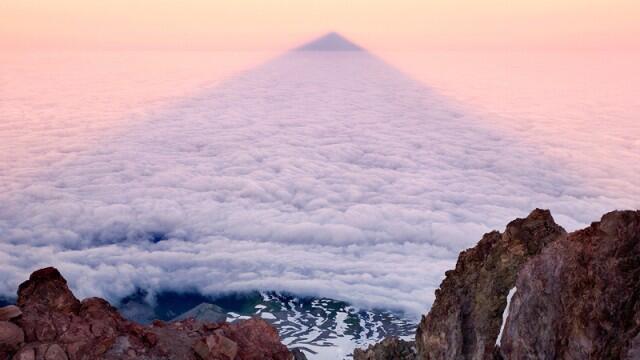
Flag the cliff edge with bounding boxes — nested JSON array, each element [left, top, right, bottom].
[[355, 209, 640, 360]]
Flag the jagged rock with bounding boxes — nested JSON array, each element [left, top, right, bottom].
[[353, 337, 416, 360], [17, 267, 81, 313], [4, 267, 295, 360], [498, 210, 640, 359], [416, 209, 566, 359], [216, 318, 292, 359], [0, 305, 22, 321]]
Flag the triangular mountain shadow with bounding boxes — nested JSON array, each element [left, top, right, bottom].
[[2, 30, 595, 331], [295, 32, 364, 51]]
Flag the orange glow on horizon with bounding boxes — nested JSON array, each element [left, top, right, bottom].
[[1, 0, 639, 52]]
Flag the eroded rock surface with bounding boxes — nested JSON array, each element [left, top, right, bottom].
[[356, 209, 640, 360], [415, 209, 566, 359], [1, 267, 297, 360], [353, 337, 416, 360], [498, 210, 640, 359]]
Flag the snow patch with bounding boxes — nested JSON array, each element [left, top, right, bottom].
[[496, 287, 517, 346], [260, 312, 277, 320]]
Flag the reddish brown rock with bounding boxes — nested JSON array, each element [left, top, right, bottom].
[[214, 318, 292, 359], [0, 306, 22, 321], [205, 332, 238, 359], [44, 344, 68, 360], [353, 337, 416, 360], [13, 347, 35, 360], [192, 339, 211, 359], [415, 209, 566, 359], [498, 210, 640, 359], [0, 320, 25, 356], [3, 267, 296, 360], [358, 209, 639, 360], [17, 267, 80, 314]]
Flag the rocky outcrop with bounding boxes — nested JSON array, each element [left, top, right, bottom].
[[355, 209, 640, 360], [416, 209, 566, 359], [0, 267, 298, 360], [498, 210, 640, 359], [353, 337, 416, 360]]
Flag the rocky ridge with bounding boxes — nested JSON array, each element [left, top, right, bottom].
[[355, 209, 640, 359], [0, 267, 300, 360], [499, 210, 640, 359], [416, 208, 566, 359]]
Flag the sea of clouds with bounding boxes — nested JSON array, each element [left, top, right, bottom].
[[1, 50, 638, 315]]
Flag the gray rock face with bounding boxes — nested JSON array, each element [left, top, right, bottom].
[[170, 303, 227, 324], [498, 210, 640, 359], [416, 209, 566, 360]]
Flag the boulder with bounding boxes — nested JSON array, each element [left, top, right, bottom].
[[0, 305, 22, 321], [13, 347, 35, 360], [44, 344, 68, 360], [0, 320, 25, 355]]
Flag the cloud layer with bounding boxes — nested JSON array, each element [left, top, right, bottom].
[[1, 51, 638, 315]]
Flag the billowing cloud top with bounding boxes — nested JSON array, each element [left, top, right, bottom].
[[0, 47, 637, 315]]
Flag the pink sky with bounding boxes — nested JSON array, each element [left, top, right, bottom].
[[1, 0, 639, 51]]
